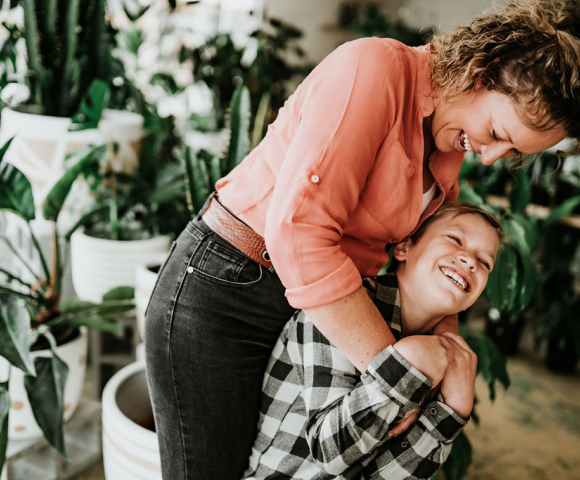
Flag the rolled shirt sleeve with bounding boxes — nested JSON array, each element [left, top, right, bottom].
[[264, 38, 404, 309]]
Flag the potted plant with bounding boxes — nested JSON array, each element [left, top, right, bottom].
[[0, 1, 143, 216], [0, 138, 134, 475]]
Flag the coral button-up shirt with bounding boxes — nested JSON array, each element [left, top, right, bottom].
[[216, 38, 464, 309]]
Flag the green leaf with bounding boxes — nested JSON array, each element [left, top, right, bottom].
[[24, 354, 68, 459], [486, 245, 519, 313], [42, 144, 105, 221], [102, 286, 134, 301], [0, 137, 35, 221], [442, 431, 472, 480], [0, 382, 9, 477], [456, 184, 484, 206], [0, 294, 35, 376], [543, 195, 580, 230], [61, 316, 122, 335], [92, 300, 134, 319], [69, 79, 110, 131], [59, 298, 96, 315], [64, 205, 109, 241], [183, 147, 210, 214], [508, 168, 531, 214]]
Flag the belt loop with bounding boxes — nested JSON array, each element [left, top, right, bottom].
[[196, 192, 216, 219]]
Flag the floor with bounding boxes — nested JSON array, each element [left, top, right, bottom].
[[75, 325, 580, 480]]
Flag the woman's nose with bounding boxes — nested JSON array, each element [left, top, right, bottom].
[[480, 142, 514, 166]]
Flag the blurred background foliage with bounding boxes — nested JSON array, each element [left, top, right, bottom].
[[0, 1, 578, 478]]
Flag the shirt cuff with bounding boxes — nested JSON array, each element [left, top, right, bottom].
[[365, 345, 433, 418], [419, 399, 469, 443]]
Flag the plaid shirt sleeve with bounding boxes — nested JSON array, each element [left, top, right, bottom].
[[301, 317, 467, 477]]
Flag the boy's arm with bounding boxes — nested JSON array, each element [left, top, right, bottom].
[[300, 313, 437, 476]]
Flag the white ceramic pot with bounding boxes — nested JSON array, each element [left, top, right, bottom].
[[0, 108, 143, 219], [70, 230, 171, 303], [0, 327, 88, 440], [135, 257, 167, 342], [102, 361, 161, 479]]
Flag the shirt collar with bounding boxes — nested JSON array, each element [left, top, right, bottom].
[[362, 273, 402, 340], [413, 43, 435, 118]]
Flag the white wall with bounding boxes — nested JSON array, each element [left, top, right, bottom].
[[263, 0, 498, 63]]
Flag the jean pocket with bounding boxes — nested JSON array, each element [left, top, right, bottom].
[[193, 240, 263, 287], [144, 240, 178, 318]]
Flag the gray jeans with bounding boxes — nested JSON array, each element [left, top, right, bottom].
[[144, 214, 295, 479]]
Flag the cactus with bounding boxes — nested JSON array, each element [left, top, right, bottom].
[[183, 85, 254, 215], [17, 0, 110, 118]]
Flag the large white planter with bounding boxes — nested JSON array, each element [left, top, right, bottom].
[[0, 108, 144, 219], [0, 327, 88, 440], [102, 361, 161, 479], [135, 258, 166, 341], [70, 230, 171, 303]]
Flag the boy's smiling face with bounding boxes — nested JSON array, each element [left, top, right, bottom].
[[394, 212, 500, 328]]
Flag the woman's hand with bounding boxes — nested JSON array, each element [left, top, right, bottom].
[[437, 332, 478, 419], [393, 335, 449, 385]]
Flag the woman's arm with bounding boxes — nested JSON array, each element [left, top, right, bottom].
[[302, 286, 397, 372]]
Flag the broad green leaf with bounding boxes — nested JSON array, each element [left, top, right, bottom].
[[69, 79, 110, 131], [543, 195, 580, 230], [486, 246, 519, 313], [0, 137, 35, 221], [61, 316, 122, 335], [102, 286, 134, 301], [24, 355, 68, 459], [508, 168, 531, 214], [59, 298, 96, 315], [0, 382, 9, 476], [42, 144, 105, 221], [93, 301, 134, 319], [456, 184, 484, 206], [0, 294, 35, 376], [183, 147, 210, 214], [442, 431, 472, 480]]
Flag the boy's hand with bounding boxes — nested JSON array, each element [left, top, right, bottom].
[[437, 332, 477, 419], [393, 336, 449, 385]]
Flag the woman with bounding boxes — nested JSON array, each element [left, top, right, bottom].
[[145, 1, 579, 478]]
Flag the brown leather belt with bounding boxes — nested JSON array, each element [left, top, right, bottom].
[[201, 194, 272, 269]]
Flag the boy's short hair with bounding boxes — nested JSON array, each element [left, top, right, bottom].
[[410, 202, 504, 245]]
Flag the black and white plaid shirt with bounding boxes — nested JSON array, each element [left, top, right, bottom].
[[244, 274, 468, 479]]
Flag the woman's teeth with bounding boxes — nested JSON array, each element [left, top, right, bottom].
[[459, 131, 473, 152]]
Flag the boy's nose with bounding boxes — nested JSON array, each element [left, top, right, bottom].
[[458, 254, 476, 271]]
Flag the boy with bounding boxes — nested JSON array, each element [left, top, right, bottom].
[[244, 202, 502, 479]]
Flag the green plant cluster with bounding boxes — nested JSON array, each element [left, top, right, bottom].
[[0, 139, 134, 473], [338, 2, 432, 47], [180, 16, 313, 131], [459, 152, 580, 372]]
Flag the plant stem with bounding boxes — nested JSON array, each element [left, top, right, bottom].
[[27, 222, 51, 282], [50, 221, 60, 294], [0, 267, 33, 289], [0, 236, 42, 281], [110, 174, 120, 240]]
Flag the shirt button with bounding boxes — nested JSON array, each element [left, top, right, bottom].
[[401, 440, 409, 448], [429, 407, 438, 416], [310, 174, 320, 183], [187, 266, 194, 273]]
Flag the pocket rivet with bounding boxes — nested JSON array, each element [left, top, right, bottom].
[[187, 266, 194, 273]]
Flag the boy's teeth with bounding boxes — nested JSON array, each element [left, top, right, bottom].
[[441, 267, 467, 290]]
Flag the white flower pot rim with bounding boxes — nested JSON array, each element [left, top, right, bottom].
[[71, 228, 171, 246], [102, 361, 157, 443]]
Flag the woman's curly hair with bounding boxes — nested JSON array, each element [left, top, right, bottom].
[[429, 0, 580, 155]]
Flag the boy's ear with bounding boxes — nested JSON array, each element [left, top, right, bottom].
[[393, 239, 410, 261]]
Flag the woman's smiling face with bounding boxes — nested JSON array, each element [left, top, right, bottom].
[[431, 86, 567, 165]]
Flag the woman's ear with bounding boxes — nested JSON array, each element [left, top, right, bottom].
[[393, 239, 410, 261]]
